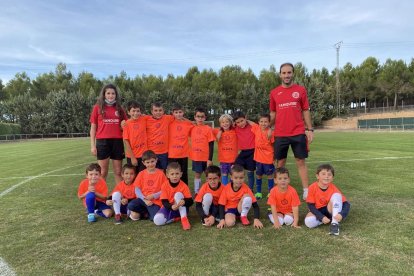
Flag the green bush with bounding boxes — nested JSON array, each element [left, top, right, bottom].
[[0, 122, 21, 135]]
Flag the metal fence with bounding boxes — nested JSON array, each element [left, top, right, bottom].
[[0, 133, 89, 142], [358, 117, 414, 131]]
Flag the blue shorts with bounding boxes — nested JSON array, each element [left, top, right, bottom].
[[192, 161, 207, 173], [274, 134, 308, 160], [256, 162, 275, 176], [225, 208, 241, 216], [156, 206, 189, 224], [96, 138, 125, 160], [220, 162, 233, 175], [235, 149, 256, 171], [156, 153, 168, 170], [95, 201, 112, 211], [127, 198, 160, 221]]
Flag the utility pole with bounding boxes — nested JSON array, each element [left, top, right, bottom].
[[334, 41, 343, 117]]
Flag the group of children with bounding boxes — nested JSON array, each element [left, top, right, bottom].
[[78, 156, 350, 235]]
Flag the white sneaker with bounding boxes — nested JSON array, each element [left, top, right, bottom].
[[303, 188, 309, 200]]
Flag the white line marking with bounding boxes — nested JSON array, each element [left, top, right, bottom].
[[0, 163, 89, 198], [306, 156, 414, 164], [0, 257, 15, 276]]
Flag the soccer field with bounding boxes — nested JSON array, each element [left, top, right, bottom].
[[0, 132, 413, 275]]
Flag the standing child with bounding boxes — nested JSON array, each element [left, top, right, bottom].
[[127, 150, 167, 221], [89, 83, 128, 184], [145, 102, 175, 170], [214, 114, 238, 185], [77, 163, 113, 222], [305, 164, 351, 235], [195, 165, 224, 226], [217, 164, 263, 229], [189, 107, 215, 194], [267, 167, 301, 229], [123, 100, 147, 174], [233, 111, 256, 192], [106, 164, 137, 224], [168, 103, 193, 185], [153, 162, 194, 230], [249, 114, 275, 199]]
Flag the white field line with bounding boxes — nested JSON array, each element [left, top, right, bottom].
[[0, 257, 15, 276], [0, 163, 89, 198], [306, 156, 414, 164]]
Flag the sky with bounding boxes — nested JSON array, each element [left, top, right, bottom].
[[1, 0, 414, 83]]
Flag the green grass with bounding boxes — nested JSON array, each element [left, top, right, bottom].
[[0, 132, 414, 275]]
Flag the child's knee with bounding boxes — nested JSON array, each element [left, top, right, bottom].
[[304, 216, 320, 228], [203, 193, 213, 203], [174, 192, 184, 203], [153, 213, 166, 226], [129, 211, 140, 221], [103, 209, 113, 218], [284, 215, 294, 225]]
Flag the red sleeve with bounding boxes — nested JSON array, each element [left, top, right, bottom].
[[89, 105, 99, 124]]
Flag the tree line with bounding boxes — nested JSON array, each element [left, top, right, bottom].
[[0, 57, 413, 134]]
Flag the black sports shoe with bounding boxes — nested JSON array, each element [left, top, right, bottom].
[[329, 223, 340, 236]]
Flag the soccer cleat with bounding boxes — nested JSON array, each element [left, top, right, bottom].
[[329, 223, 340, 236], [240, 216, 250, 226], [181, 216, 191, 230], [255, 192, 263, 200], [114, 214, 123, 225], [87, 213, 96, 223]]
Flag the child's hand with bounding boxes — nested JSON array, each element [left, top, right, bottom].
[[177, 199, 185, 207], [145, 194, 155, 201], [121, 198, 128, 205], [91, 147, 97, 156], [273, 222, 282, 230], [334, 213, 343, 222], [207, 160, 213, 167], [131, 157, 138, 166], [171, 204, 179, 211], [291, 223, 301, 229], [120, 120, 126, 129], [204, 215, 215, 226], [253, 219, 263, 229], [106, 200, 113, 206], [144, 199, 153, 206], [217, 219, 226, 229], [322, 216, 331, 224], [88, 186, 96, 193]]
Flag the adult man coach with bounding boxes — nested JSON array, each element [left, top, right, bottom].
[[269, 62, 314, 200]]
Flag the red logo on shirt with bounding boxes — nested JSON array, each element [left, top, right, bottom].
[[133, 124, 139, 130], [125, 190, 134, 198], [147, 180, 154, 187], [292, 92, 300, 99], [155, 123, 161, 129], [177, 126, 182, 131], [319, 198, 328, 205], [281, 199, 288, 205]]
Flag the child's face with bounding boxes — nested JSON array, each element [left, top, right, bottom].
[[275, 173, 290, 189], [128, 107, 142, 120], [259, 117, 270, 130], [142, 158, 157, 171], [151, 106, 164, 119], [122, 168, 136, 185], [86, 169, 101, 185], [207, 173, 220, 189], [194, 112, 206, 124], [316, 169, 334, 186], [235, 117, 247, 128], [231, 171, 245, 189], [173, 109, 184, 120], [166, 168, 182, 183], [104, 88, 117, 102], [220, 118, 231, 130]]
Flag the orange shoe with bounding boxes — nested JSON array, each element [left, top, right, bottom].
[[240, 216, 250, 226], [181, 216, 191, 230]]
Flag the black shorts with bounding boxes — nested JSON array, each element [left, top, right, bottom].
[[235, 149, 256, 171], [96, 139, 125, 160], [274, 134, 308, 160]]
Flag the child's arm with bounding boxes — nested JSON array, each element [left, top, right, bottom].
[[335, 201, 351, 222], [217, 204, 226, 229], [307, 203, 330, 224], [252, 202, 263, 229], [123, 139, 138, 166], [291, 206, 301, 228], [208, 141, 214, 166], [135, 187, 145, 199], [162, 199, 174, 210], [270, 205, 281, 229], [90, 124, 97, 156], [196, 202, 214, 226], [216, 129, 223, 141]]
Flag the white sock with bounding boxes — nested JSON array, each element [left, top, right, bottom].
[[304, 216, 322, 228], [330, 193, 343, 224], [284, 215, 294, 225], [202, 193, 213, 215], [194, 178, 201, 193], [303, 188, 309, 200], [174, 192, 187, 218], [112, 192, 122, 215], [240, 196, 252, 216], [268, 213, 285, 225], [153, 213, 166, 226]]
